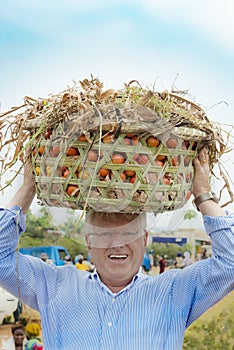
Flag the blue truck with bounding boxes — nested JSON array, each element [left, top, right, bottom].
[[19, 245, 70, 266]]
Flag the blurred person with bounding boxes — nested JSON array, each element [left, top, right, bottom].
[[13, 300, 23, 323], [1, 324, 26, 350], [82, 257, 95, 272], [40, 253, 52, 265], [182, 252, 194, 268], [158, 255, 166, 274], [64, 255, 73, 265], [201, 248, 208, 259], [75, 258, 89, 271], [74, 252, 84, 263], [0, 148, 234, 349], [175, 252, 183, 269], [142, 250, 151, 273], [40, 253, 48, 263], [24, 323, 43, 350]]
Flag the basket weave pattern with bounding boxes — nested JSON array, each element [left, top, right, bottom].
[[31, 126, 199, 213]]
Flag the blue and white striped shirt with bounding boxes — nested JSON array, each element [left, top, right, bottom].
[[0, 207, 233, 350]]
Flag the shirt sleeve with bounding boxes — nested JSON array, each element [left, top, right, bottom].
[[0, 207, 50, 310], [173, 212, 234, 327]]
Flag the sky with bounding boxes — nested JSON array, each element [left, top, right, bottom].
[[1, 0, 234, 230]]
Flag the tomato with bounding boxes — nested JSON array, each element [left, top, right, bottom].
[[111, 153, 125, 164], [66, 185, 79, 197], [44, 129, 52, 139], [124, 170, 136, 177], [88, 150, 98, 162], [99, 168, 110, 177], [120, 172, 127, 181], [166, 138, 178, 149], [125, 133, 137, 138], [163, 177, 170, 185], [130, 175, 136, 183], [146, 136, 160, 147], [39, 145, 45, 155], [78, 134, 88, 142], [133, 153, 139, 161], [137, 154, 149, 164], [171, 156, 181, 166], [123, 137, 131, 145], [131, 135, 140, 145], [156, 154, 166, 161], [66, 147, 79, 156], [63, 168, 70, 178], [50, 146, 60, 157], [186, 173, 191, 182], [184, 155, 190, 166], [155, 159, 164, 167], [103, 133, 114, 143], [182, 140, 190, 150], [186, 190, 192, 200]]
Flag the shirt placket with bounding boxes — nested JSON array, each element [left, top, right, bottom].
[[100, 292, 125, 350]]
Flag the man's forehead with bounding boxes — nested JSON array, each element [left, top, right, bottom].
[[86, 212, 140, 227], [84, 212, 147, 248]]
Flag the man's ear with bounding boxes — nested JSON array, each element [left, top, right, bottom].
[[144, 230, 148, 247]]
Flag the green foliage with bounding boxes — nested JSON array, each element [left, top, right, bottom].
[[20, 208, 87, 261], [148, 242, 192, 263], [56, 235, 88, 260], [58, 209, 84, 239], [2, 315, 12, 324], [24, 208, 53, 240], [183, 209, 197, 221], [183, 293, 234, 350]]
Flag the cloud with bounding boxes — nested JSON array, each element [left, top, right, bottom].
[[141, 0, 234, 55]]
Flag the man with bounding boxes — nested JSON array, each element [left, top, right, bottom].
[[0, 148, 233, 350], [158, 255, 166, 274]]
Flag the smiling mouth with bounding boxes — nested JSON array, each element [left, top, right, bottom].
[[108, 254, 128, 260]]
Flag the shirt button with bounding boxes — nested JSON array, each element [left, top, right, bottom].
[[107, 322, 112, 327], [112, 298, 116, 303]]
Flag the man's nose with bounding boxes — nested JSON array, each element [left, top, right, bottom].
[[109, 234, 125, 248]]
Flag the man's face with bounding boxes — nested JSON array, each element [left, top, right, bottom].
[[85, 213, 148, 292]]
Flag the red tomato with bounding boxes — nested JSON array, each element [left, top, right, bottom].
[[111, 153, 125, 164], [166, 138, 178, 149]]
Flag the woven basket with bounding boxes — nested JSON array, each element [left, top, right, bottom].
[[29, 114, 209, 213]]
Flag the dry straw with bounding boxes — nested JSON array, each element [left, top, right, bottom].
[[0, 76, 233, 213]]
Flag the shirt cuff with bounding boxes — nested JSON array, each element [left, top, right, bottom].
[[0, 206, 26, 234], [203, 211, 234, 236]]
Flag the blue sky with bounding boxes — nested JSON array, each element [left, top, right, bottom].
[[1, 0, 234, 223]]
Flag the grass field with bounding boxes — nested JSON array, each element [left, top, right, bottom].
[[183, 290, 234, 349]]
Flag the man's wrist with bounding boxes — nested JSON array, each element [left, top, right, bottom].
[[193, 192, 219, 211]]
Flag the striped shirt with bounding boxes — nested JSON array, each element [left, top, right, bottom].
[[0, 207, 233, 350]]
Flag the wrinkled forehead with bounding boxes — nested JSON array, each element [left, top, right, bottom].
[[84, 212, 147, 234]]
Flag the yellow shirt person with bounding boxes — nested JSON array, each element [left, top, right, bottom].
[[75, 258, 89, 271]]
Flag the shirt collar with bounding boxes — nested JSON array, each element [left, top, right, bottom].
[[89, 268, 143, 296]]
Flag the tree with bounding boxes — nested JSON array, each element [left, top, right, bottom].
[[23, 208, 53, 241], [183, 209, 197, 221]]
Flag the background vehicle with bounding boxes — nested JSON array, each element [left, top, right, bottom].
[[19, 245, 71, 266]]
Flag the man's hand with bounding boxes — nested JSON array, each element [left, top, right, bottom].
[[7, 149, 36, 214], [193, 147, 225, 216], [192, 148, 210, 198]]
